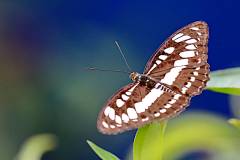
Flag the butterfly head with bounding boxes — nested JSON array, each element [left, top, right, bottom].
[[129, 72, 140, 81]]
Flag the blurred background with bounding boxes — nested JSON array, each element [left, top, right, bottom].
[[1, 0, 240, 160]]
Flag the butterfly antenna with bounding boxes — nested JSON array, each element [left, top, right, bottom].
[[83, 67, 130, 74], [115, 41, 133, 72]]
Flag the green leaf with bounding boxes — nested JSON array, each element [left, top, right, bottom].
[[87, 140, 120, 160], [164, 112, 240, 160], [207, 67, 240, 95], [133, 121, 167, 160], [15, 134, 57, 160], [131, 112, 240, 160], [229, 118, 240, 130]]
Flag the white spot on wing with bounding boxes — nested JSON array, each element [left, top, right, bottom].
[[122, 94, 129, 101], [174, 35, 191, 42], [159, 55, 168, 60], [122, 113, 129, 123], [116, 99, 125, 108], [142, 117, 149, 122], [155, 83, 160, 88], [164, 47, 175, 54], [115, 115, 122, 124], [186, 82, 192, 88], [174, 94, 181, 100], [109, 107, 115, 120], [169, 99, 176, 104], [174, 59, 189, 66], [135, 102, 146, 113], [179, 51, 195, 58], [190, 27, 200, 30], [193, 71, 199, 76], [127, 108, 138, 119], [190, 77, 196, 82], [102, 121, 109, 128], [154, 112, 160, 117], [198, 58, 202, 63], [182, 87, 188, 94], [164, 104, 172, 108], [186, 39, 197, 44], [172, 33, 184, 40], [110, 125, 115, 128], [185, 44, 197, 50], [160, 108, 167, 113], [104, 106, 111, 116], [160, 66, 185, 85], [126, 91, 131, 96], [156, 60, 161, 64]]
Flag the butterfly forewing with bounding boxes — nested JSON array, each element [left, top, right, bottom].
[[97, 21, 209, 134], [144, 21, 209, 96]]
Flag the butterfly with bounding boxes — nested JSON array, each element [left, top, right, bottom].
[[97, 21, 209, 134]]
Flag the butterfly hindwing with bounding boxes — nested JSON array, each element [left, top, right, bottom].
[[97, 82, 190, 134]]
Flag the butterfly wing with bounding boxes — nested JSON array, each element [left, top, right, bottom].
[[97, 82, 189, 134], [144, 21, 209, 96], [97, 21, 209, 135]]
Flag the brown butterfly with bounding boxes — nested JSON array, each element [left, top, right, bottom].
[[97, 21, 209, 134]]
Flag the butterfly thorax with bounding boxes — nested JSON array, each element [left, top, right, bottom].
[[130, 72, 156, 88]]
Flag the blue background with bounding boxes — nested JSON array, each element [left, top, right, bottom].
[[0, 0, 239, 159]]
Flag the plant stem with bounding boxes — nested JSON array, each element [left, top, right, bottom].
[[133, 120, 168, 160], [159, 120, 168, 160]]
